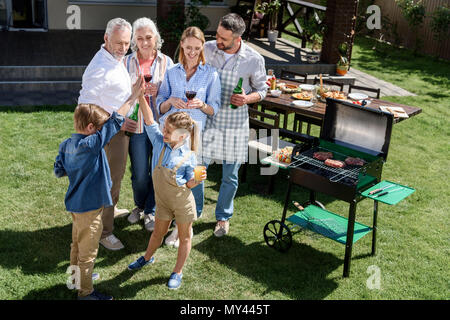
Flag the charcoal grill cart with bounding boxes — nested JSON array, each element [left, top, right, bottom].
[[263, 98, 415, 277]]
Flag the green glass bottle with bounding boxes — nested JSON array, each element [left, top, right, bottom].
[[125, 103, 139, 137], [229, 77, 243, 109]]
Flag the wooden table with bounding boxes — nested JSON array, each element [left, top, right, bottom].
[[260, 80, 422, 133]]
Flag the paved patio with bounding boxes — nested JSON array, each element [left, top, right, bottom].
[[0, 31, 415, 107], [247, 37, 416, 97]]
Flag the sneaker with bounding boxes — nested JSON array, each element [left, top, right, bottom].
[[213, 220, 229, 237], [78, 290, 113, 300], [165, 226, 178, 247], [99, 234, 124, 251], [127, 207, 144, 224], [128, 255, 155, 271], [144, 214, 155, 232], [114, 206, 129, 219], [167, 272, 183, 290]]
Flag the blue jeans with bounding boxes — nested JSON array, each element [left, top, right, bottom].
[[129, 132, 155, 215], [191, 160, 241, 221]]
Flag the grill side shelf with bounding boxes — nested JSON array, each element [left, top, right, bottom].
[[361, 180, 416, 205]]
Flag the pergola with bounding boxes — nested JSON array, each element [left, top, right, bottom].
[[156, 0, 360, 66]]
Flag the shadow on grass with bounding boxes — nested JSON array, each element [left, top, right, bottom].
[[22, 269, 166, 300], [1, 222, 154, 267], [205, 163, 335, 209], [193, 232, 341, 300], [0, 218, 159, 299]]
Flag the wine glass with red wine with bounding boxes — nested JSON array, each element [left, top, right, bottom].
[[144, 74, 152, 97], [185, 90, 197, 100]]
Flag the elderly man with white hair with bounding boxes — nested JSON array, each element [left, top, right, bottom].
[[78, 17, 136, 251], [123, 17, 174, 232]]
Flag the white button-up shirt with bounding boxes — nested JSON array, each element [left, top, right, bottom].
[[78, 45, 132, 115]]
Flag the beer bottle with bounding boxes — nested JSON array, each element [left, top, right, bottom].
[[229, 77, 243, 109], [125, 103, 139, 137]]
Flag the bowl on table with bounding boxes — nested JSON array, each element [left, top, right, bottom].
[[299, 84, 316, 91], [292, 100, 314, 108], [270, 89, 282, 97]]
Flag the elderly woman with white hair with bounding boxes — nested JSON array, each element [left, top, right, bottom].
[[124, 17, 174, 231]]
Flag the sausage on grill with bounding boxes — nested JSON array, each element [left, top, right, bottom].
[[324, 159, 346, 168], [313, 151, 333, 161]]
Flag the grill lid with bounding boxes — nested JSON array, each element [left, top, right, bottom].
[[321, 98, 394, 161]]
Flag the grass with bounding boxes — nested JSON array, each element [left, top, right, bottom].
[[0, 36, 449, 300]]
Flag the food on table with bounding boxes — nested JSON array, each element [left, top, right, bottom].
[[347, 99, 369, 106], [292, 91, 313, 100], [320, 90, 346, 100], [345, 157, 366, 166], [281, 84, 301, 93], [313, 151, 333, 161], [324, 159, 346, 168], [272, 146, 293, 164]]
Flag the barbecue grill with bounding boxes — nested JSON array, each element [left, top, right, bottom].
[[263, 98, 395, 277]]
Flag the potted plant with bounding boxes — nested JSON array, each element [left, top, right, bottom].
[[256, 0, 282, 42], [300, 13, 326, 63], [336, 42, 350, 75]]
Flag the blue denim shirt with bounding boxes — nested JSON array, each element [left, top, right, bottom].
[[54, 112, 124, 213], [145, 123, 196, 186], [157, 62, 221, 131]]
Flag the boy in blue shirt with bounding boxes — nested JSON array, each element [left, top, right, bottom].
[[54, 78, 143, 300]]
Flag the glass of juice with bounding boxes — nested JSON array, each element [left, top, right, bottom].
[[194, 165, 206, 182]]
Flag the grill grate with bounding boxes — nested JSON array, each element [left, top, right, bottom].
[[289, 147, 362, 184]]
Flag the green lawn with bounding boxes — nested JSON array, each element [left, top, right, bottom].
[[0, 36, 449, 300]]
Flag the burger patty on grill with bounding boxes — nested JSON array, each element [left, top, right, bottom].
[[313, 151, 333, 161], [345, 157, 366, 166], [324, 159, 346, 168]]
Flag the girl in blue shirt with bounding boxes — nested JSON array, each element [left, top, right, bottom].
[[128, 85, 206, 290], [158, 26, 221, 247]]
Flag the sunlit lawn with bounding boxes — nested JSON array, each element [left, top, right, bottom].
[[0, 36, 449, 300]]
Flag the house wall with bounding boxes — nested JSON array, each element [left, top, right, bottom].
[[47, 0, 231, 32]]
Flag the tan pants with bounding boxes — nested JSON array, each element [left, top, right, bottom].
[[102, 131, 129, 239], [70, 208, 103, 297]]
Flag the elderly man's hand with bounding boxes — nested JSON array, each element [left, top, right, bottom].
[[121, 117, 138, 132]]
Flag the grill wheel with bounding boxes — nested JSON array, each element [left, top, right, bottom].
[[263, 220, 292, 252]]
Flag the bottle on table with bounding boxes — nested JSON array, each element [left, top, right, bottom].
[[270, 74, 277, 91], [229, 77, 243, 109], [125, 103, 139, 137]]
